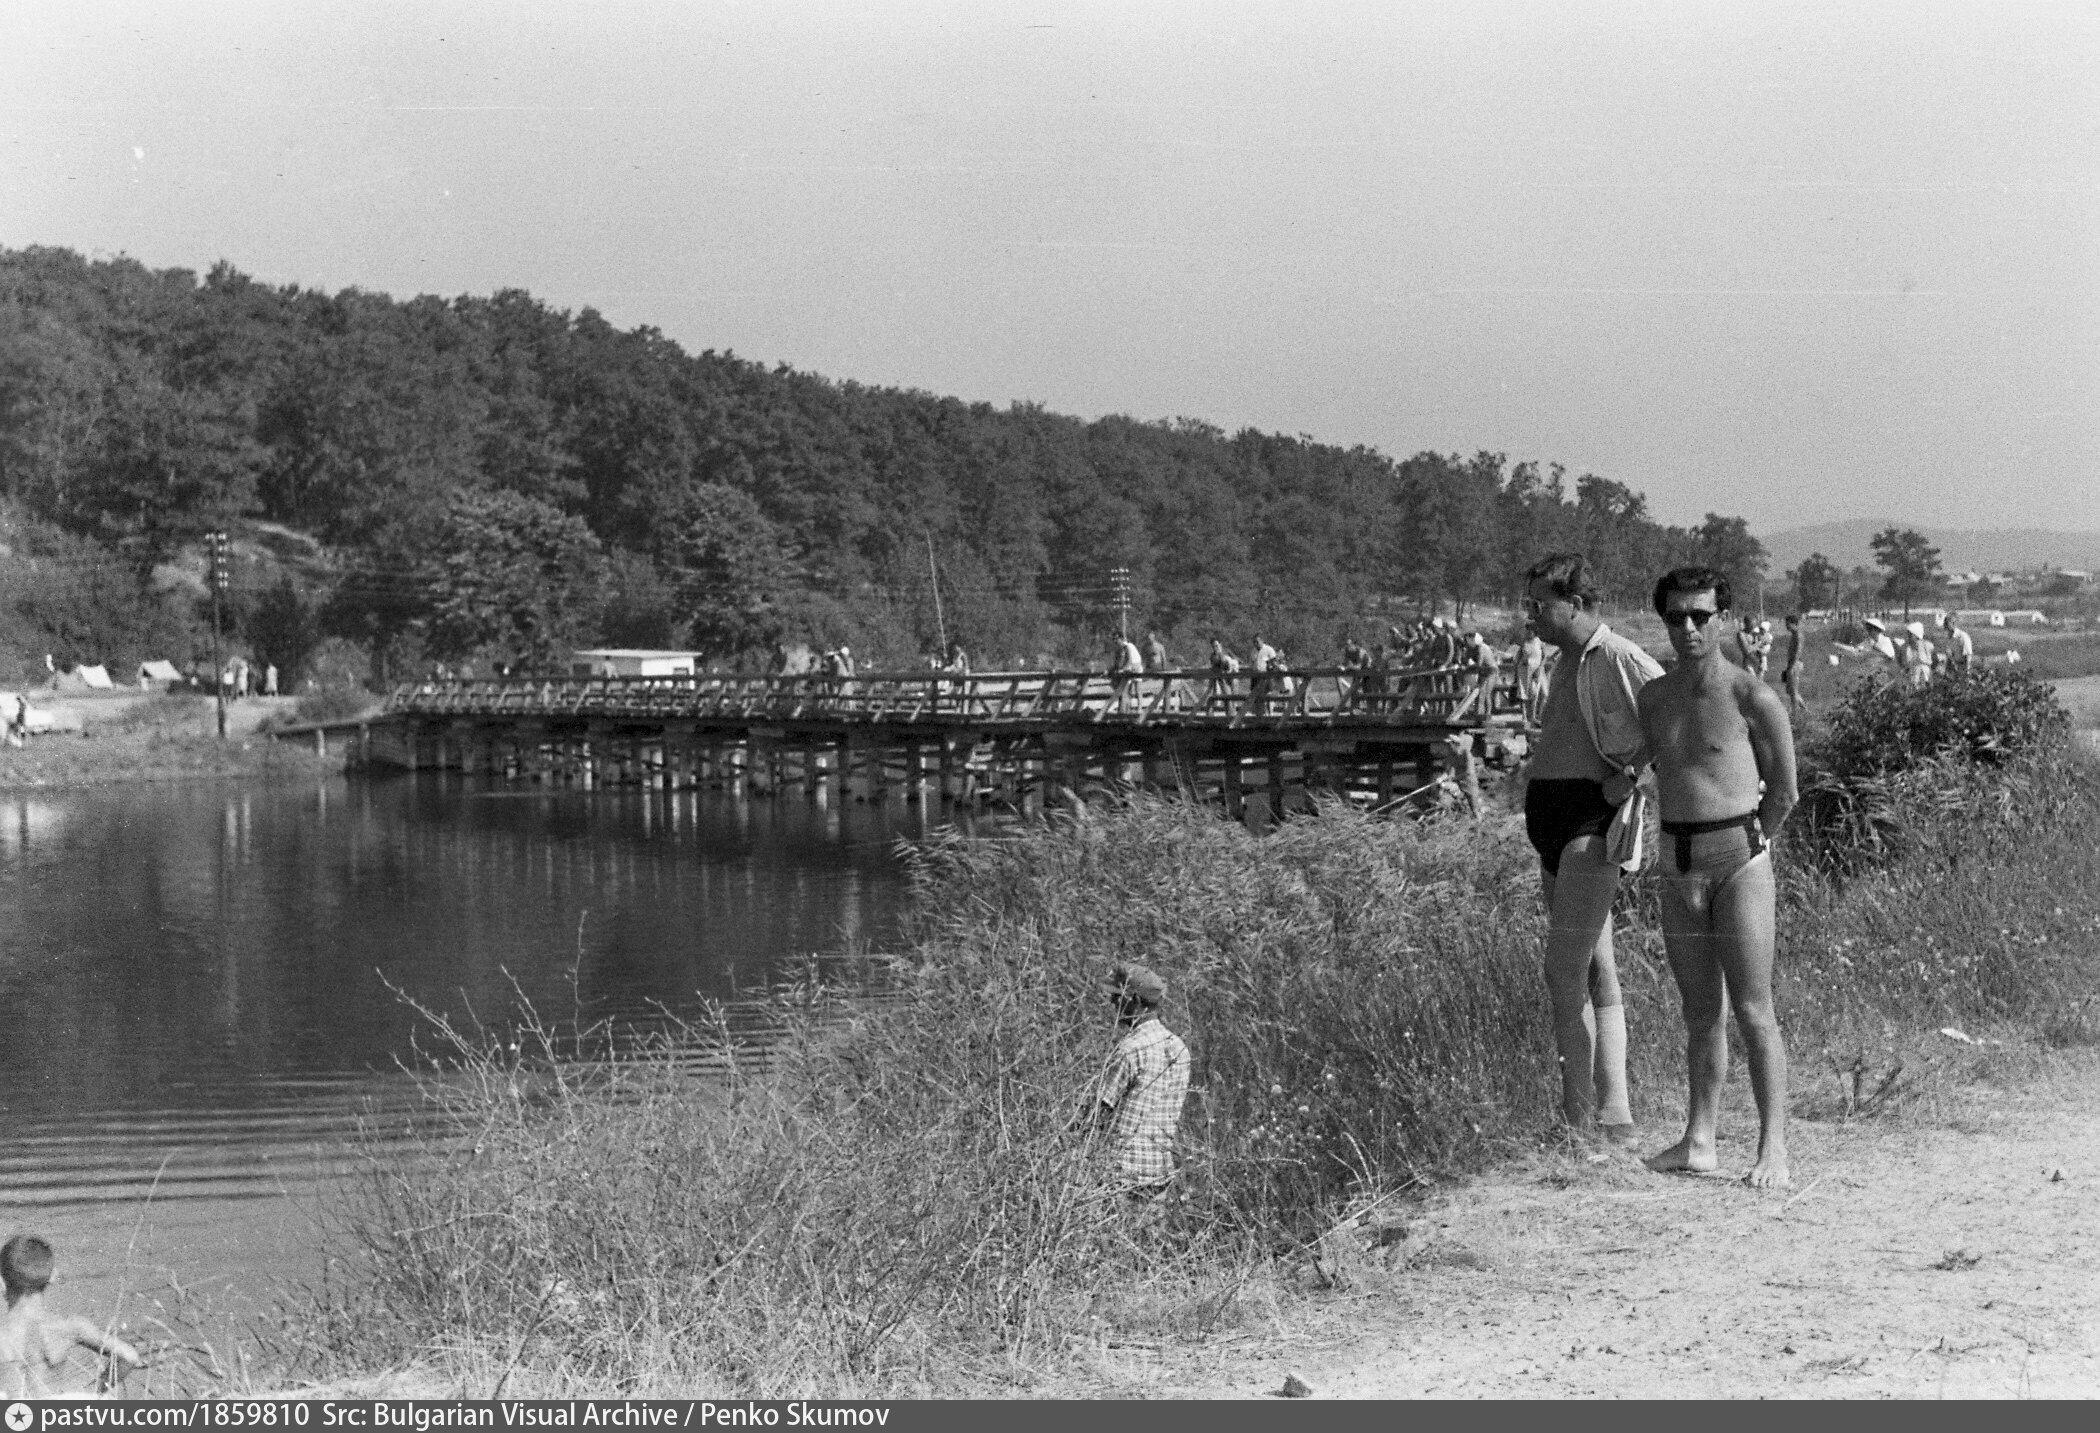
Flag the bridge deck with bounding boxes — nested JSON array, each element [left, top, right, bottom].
[[386, 666, 1497, 733]]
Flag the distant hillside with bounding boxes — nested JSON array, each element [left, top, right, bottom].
[[0, 243, 1766, 684], [1762, 520, 2100, 575]]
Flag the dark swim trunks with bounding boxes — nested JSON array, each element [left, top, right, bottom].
[[1525, 778, 1618, 877]]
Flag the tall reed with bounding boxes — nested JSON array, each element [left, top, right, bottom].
[[297, 724, 2100, 1394]]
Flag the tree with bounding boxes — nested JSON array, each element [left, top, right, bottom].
[[1869, 527, 1942, 616], [1693, 513, 1769, 609], [0, 521, 192, 675], [243, 577, 325, 689], [651, 482, 795, 658], [1791, 552, 1841, 611], [417, 488, 606, 667]]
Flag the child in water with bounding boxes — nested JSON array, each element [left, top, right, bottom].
[[0, 1235, 142, 1397]]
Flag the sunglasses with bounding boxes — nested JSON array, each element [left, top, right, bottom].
[[1664, 608, 1721, 629]]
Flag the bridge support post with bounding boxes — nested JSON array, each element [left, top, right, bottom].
[[1017, 752, 1040, 820], [1221, 754, 1241, 819], [844, 737, 871, 803]]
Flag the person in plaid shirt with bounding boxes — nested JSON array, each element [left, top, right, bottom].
[[1090, 963, 1191, 1192]]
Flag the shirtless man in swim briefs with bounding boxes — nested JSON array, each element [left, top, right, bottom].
[[1639, 566, 1799, 1188]]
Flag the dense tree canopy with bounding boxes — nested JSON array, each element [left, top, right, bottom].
[[0, 245, 1763, 682]]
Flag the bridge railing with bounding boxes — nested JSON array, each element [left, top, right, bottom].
[[386, 665, 1506, 727]]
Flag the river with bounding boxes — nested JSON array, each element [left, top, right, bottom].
[[0, 774, 940, 1353]]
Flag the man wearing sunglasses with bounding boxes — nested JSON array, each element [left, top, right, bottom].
[[1521, 552, 1663, 1148], [1638, 566, 1799, 1189]]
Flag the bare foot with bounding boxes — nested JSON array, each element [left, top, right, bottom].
[[1599, 1122, 1641, 1153], [1744, 1147, 1790, 1189], [1644, 1134, 1718, 1175]]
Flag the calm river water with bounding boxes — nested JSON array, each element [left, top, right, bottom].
[[0, 774, 936, 1331]]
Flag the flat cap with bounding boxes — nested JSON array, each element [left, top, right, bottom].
[[1107, 963, 1167, 1006]]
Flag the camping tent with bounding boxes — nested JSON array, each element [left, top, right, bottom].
[[75, 664, 113, 689], [137, 660, 182, 687]]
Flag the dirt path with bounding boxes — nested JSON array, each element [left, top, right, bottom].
[[1092, 1055, 2100, 1399]]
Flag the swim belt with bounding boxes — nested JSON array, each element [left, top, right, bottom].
[[1658, 812, 1765, 879]]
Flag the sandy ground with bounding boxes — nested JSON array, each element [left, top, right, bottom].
[[0, 690, 342, 786], [1078, 1054, 2100, 1399], [22, 686, 297, 737]]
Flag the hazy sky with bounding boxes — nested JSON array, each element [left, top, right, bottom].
[[4, 1, 2095, 535]]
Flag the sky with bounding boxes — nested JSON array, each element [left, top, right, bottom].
[[3, 0, 2096, 537]]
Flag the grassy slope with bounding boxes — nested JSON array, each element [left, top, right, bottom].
[[0, 693, 343, 787], [267, 715, 2100, 1397]]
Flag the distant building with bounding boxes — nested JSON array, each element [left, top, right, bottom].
[[568, 649, 704, 677]]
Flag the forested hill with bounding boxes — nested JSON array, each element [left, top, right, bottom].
[[0, 246, 1765, 684]]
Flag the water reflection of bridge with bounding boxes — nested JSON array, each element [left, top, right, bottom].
[[358, 667, 1529, 821]]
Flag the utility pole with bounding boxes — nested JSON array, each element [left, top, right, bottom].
[[1109, 567, 1132, 644], [206, 529, 229, 739]]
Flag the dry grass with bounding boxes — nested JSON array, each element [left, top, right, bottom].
[[279, 702, 2100, 1396]]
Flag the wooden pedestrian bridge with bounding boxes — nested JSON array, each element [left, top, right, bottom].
[[312, 665, 1529, 820]]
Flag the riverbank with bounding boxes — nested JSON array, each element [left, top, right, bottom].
[[246, 671, 2096, 1398], [1071, 1045, 2100, 1398], [0, 692, 348, 787]]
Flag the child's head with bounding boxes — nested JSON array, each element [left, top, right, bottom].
[[1, 1236, 53, 1297]]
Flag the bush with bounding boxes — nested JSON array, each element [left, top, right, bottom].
[[1792, 670, 2069, 876], [289, 686, 381, 726], [1817, 666, 2068, 777]]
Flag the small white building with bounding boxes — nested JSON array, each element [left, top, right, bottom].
[[568, 648, 705, 678]]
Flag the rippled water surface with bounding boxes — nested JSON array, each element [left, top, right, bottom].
[[0, 774, 930, 1325]]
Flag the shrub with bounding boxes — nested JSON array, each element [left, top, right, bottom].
[[289, 686, 381, 726], [1816, 667, 2068, 777], [1792, 669, 2071, 876]]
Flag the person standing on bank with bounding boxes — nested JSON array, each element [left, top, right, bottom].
[[1087, 964, 1192, 1195], [1521, 553, 1661, 1148], [1639, 567, 1799, 1189], [1780, 613, 1807, 720], [1940, 612, 1973, 673], [1516, 629, 1548, 727]]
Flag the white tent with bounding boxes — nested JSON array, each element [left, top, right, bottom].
[[137, 660, 182, 686], [75, 664, 113, 689]]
